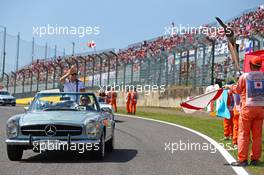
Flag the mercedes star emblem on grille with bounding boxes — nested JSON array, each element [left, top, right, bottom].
[[44, 125, 57, 136]]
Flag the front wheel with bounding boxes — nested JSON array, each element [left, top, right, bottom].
[[106, 129, 114, 152], [7, 145, 23, 161], [93, 131, 105, 160]]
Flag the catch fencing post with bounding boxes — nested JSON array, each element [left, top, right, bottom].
[[98, 55, 102, 87], [31, 37, 34, 62], [30, 70, 33, 92], [123, 62, 126, 85], [131, 60, 134, 84], [91, 55, 95, 88], [36, 70, 40, 92], [11, 72, 16, 94], [202, 45, 206, 86], [186, 50, 189, 86], [4, 73, 9, 90], [179, 52, 182, 85], [45, 66, 48, 90], [211, 40, 215, 85], [194, 48, 197, 88], [115, 56, 118, 85], [22, 71, 25, 93], [16, 32, 20, 73], [172, 50, 176, 85], [158, 56, 162, 86], [1, 27, 6, 80]]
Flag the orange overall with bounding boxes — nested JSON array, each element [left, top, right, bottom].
[[230, 73, 264, 162], [126, 92, 132, 113], [232, 94, 241, 145], [106, 92, 111, 104], [111, 91, 117, 112], [131, 91, 137, 114], [223, 92, 233, 138]]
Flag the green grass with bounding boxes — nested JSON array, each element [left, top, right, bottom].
[[117, 107, 264, 175]]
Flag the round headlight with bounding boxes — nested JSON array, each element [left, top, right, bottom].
[[85, 120, 99, 136], [6, 120, 18, 138]]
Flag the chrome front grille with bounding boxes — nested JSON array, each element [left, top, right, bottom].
[[21, 124, 82, 136]]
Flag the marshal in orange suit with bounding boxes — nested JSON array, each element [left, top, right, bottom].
[[126, 88, 132, 114], [225, 56, 264, 166], [110, 88, 117, 112], [130, 88, 138, 115]]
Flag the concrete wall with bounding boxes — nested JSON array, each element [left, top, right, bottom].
[[116, 86, 205, 108]]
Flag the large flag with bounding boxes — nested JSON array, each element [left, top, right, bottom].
[[216, 89, 231, 119], [180, 88, 223, 113]]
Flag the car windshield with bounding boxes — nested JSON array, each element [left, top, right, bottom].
[[0, 91, 10, 95], [28, 93, 100, 112]]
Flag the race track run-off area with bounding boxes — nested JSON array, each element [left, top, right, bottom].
[[0, 106, 247, 175]]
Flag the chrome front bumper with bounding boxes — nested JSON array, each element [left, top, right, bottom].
[[5, 139, 100, 145]]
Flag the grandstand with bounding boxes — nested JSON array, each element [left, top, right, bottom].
[[1, 5, 264, 96]]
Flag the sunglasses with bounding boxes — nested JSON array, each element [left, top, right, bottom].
[[71, 73, 77, 76]]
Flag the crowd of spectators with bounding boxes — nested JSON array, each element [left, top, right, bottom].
[[7, 6, 264, 88]]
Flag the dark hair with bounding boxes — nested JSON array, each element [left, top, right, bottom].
[[250, 62, 261, 71], [215, 79, 223, 88]]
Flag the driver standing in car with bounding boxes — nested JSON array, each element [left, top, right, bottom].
[[59, 65, 85, 92]]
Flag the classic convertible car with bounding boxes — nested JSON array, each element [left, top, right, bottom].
[[5, 92, 115, 161]]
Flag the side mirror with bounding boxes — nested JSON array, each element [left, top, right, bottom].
[[24, 106, 29, 112]]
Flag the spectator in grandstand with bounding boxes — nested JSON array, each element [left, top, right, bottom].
[[59, 65, 85, 92]]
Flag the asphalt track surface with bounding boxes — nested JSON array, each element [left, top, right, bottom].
[[0, 106, 238, 175]]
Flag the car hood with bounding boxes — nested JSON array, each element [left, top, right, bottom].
[[20, 111, 99, 126]]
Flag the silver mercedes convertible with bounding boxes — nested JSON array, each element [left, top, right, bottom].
[[5, 92, 115, 161]]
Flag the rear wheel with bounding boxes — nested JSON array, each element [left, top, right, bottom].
[[93, 131, 105, 160], [7, 145, 23, 161]]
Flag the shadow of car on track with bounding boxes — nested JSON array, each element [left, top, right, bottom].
[[114, 119, 125, 123], [20, 149, 137, 163]]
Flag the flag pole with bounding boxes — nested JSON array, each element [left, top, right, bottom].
[[215, 17, 241, 75]]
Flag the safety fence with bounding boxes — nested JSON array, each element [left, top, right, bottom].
[[0, 23, 263, 96]]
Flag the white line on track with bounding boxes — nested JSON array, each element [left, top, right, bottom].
[[116, 114, 249, 175]]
